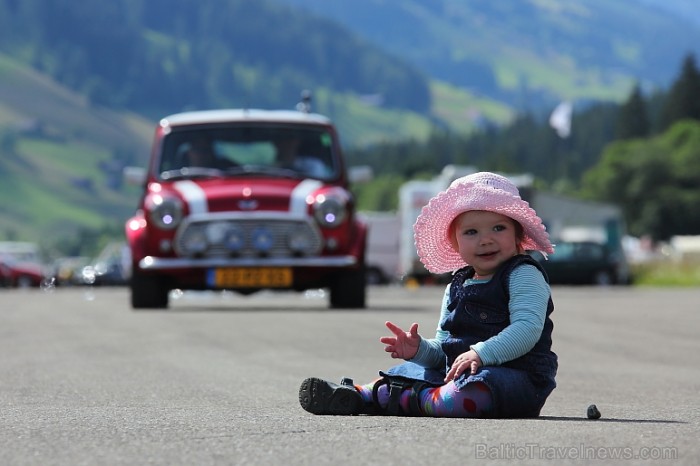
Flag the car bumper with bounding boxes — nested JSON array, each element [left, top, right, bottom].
[[138, 255, 358, 270]]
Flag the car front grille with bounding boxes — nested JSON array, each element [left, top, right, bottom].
[[174, 215, 323, 258]]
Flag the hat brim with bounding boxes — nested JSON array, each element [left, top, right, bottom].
[[414, 182, 553, 274]]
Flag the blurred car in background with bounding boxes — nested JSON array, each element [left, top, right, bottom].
[[0, 241, 46, 288], [48, 256, 91, 286], [80, 242, 131, 286], [0, 255, 45, 288], [529, 240, 630, 285]]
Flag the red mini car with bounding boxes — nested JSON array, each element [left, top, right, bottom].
[[125, 106, 367, 309]]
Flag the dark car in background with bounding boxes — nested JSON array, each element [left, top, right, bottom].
[[80, 242, 131, 286], [529, 241, 630, 285]]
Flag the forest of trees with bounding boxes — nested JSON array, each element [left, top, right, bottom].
[[0, 0, 430, 117], [348, 54, 700, 242]]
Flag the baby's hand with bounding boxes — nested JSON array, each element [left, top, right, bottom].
[[380, 321, 420, 360], [445, 349, 482, 382]]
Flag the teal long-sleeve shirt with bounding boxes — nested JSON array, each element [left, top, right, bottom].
[[410, 264, 550, 369]]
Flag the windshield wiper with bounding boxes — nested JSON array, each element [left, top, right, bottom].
[[221, 165, 304, 179], [160, 167, 225, 180]]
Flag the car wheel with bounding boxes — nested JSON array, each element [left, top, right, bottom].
[[365, 267, 385, 285], [593, 270, 614, 286], [329, 267, 367, 309], [16, 275, 34, 288], [130, 271, 169, 309]]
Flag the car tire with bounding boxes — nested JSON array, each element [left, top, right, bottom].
[[329, 267, 367, 309], [131, 271, 169, 309], [16, 275, 34, 288], [365, 267, 385, 285]]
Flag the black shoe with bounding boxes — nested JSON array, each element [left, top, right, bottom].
[[299, 377, 363, 415]]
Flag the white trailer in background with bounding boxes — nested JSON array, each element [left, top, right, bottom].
[[360, 211, 401, 284]]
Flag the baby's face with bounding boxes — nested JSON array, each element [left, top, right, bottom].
[[451, 210, 519, 279]]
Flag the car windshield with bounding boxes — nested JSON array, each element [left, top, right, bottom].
[[549, 243, 576, 261], [159, 126, 338, 181], [549, 242, 605, 261]]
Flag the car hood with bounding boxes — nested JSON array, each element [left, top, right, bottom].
[[6, 261, 45, 276], [167, 178, 326, 215]]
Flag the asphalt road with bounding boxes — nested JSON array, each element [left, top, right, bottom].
[[1, 285, 698, 465]]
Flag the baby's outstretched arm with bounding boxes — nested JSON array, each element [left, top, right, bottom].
[[380, 321, 421, 360]]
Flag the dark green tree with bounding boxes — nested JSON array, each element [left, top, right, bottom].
[[615, 83, 650, 139], [581, 120, 700, 241], [659, 53, 700, 130]]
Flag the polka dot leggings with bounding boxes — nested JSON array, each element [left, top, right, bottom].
[[357, 379, 493, 417]]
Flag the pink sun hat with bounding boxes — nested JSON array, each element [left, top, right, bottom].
[[414, 172, 554, 274]]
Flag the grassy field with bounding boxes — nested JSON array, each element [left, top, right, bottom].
[[0, 136, 142, 247], [0, 54, 152, 250], [631, 260, 700, 287]]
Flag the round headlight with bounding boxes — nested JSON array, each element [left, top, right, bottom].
[[146, 194, 184, 230], [251, 226, 274, 252], [206, 222, 229, 244], [180, 228, 208, 255], [313, 194, 347, 228], [224, 226, 245, 253]]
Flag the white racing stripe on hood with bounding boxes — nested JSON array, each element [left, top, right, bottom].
[[291, 179, 322, 215], [173, 180, 208, 215]]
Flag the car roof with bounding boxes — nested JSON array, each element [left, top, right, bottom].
[[159, 109, 332, 128]]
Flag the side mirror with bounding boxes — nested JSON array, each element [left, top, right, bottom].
[[123, 166, 146, 186]]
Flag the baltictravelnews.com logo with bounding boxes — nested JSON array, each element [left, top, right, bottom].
[[474, 443, 678, 461]]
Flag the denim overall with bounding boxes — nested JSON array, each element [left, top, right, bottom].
[[383, 255, 558, 417]]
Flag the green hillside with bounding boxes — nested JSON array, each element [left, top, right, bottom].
[[0, 53, 152, 247], [280, 0, 700, 106]]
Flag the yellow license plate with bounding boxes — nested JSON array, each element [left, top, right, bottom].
[[212, 267, 293, 287]]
